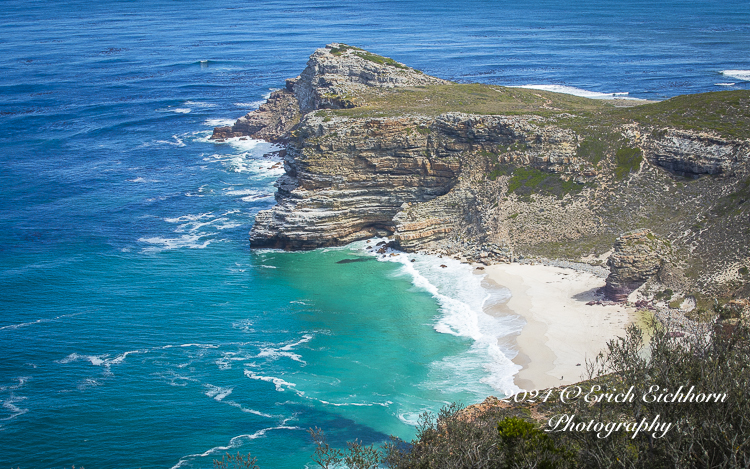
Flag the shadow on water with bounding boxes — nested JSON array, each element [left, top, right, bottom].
[[335, 257, 375, 264], [288, 404, 392, 447]]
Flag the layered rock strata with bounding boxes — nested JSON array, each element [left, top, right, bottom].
[[605, 229, 666, 301], [214, 44, 750, 301]]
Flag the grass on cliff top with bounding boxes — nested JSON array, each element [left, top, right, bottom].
[[330, 84, 750, 139], [618, 90, 750, 139], [329, 83, 624, 118], [329, 43, 410, 69]]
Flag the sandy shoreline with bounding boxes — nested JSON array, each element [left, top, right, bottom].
[[482, 263, 635, 391]]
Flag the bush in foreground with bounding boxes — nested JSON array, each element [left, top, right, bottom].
[[306, 320, 750, 468]]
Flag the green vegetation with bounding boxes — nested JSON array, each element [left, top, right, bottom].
[[354, 50, 408, 69], [328, 44, 363, 55], [494, 166, 586, 201], [329, 75, 749, 140], [329, 44, 409, 69], [619, 90, 750, 139], [331, 83, 619, 118], [712, 177, 750, 217], [654, 288, 673, 301], [614, 147, 643, 180], [307, 322, 750, 469]]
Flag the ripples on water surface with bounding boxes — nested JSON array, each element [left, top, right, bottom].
[[1, 0, 748, 467]]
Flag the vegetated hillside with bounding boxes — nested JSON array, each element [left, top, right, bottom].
[[215, 44, 750, 311]]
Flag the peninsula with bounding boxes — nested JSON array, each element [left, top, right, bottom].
[[213, 44, 750, 381]]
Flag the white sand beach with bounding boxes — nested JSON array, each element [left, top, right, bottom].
[[483, 263, 635, 391]]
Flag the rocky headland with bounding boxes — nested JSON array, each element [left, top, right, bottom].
[[214, 43, 750, 316]]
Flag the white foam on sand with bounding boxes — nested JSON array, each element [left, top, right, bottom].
[[368, 244, 523, 396], [512, 84, 645, 100], [721, 70, 750, 81]]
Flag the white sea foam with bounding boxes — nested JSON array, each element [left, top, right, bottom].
[[715, 82, 736, 86], [373, 244, 523, 395], [139, 234, 213, 252], [233, 100, 266, 109], [243, 369, 300, 393], [201, 149, 284, 175], [0, 313, 81, 332], [204, 384, 233, 401], [164, 212, 214, 224], [512, 84, 644, 100], [170, 423, 301, 469], [203, 118, 236, 127], [76, 378, 102, 391], [173, 108, 191, 114], [721, 70, 750, 81], [154, 134, 186, 147], [184, 101, 216, 108], [0, 377, 30, 392], [1, 395, 29, 422], [224, 400, 275, 418]]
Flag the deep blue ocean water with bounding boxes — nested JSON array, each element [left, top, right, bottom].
[[1, 1, 749, 467]]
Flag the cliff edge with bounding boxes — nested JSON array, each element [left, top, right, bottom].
[[215, 44, 750, 309]]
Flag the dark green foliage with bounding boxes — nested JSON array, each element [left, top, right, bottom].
[[614, 147, 643, 180], [740, 267, 749, 276], [576, 136, 610, 165], [497, 417, 575, 469], [328, 44, 363, 55], [309, 321, 750, 468], [654, 289, 674, 301], [381, 403, 510, 469], [505, 166, 585, 200]]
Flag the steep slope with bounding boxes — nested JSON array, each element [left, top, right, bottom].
[[214, 44, 750, 306]]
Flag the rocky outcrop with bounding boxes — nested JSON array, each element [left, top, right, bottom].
[[212, 89, 300, 143], [288, 43, 447, 112], [214, 45, 750, 301], [641, 129, 750, 176], [249, 114, 462, 250], [211, 43, 446, 143], [605, 229, 666, 301], [248, 110, 602, 251]]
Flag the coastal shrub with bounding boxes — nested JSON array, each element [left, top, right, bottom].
[[310, 320, 750, 468], [614, 146, 643, 180], [654, 288, 673, 301], [505, 166, 585, 200], [576, 136, 610, 165], [353, 51, 408, 69]]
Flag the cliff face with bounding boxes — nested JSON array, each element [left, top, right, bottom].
[[216, 44, 750, 302]]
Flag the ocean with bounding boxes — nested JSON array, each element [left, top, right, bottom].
[[1, 0, 748, 467]]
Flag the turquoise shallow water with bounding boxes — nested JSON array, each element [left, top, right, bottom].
[[1, 0, 749, 467]]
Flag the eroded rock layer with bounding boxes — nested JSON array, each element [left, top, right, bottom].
[[216, 44, 750, 300]]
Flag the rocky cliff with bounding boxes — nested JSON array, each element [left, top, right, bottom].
[[215, 44, 750, 307]]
